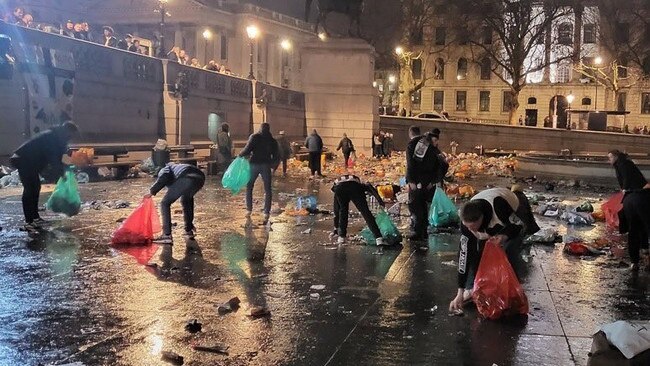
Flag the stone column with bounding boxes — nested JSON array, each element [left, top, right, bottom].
[[300, 38, 378, 153]]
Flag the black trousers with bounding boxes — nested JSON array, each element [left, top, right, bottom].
[[408, 185, 435, 238], [309, 152, 321, 176], [333, 183, 381, 238], [623, 190, 650, 264], [343, 151, 351, 167], [17, 167, 42, 224]]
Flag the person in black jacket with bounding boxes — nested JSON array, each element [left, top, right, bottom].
[[336, 133, 355, 167], [609, 150, 650, 271], [331, 175, 386, 246], [239, 122, 279, 223], [149, 163, 205, 244], [449, 188, 524, 313], [10, 122, 78, 231], [305, 129, 324, 177], [405, 126, 445, 242]]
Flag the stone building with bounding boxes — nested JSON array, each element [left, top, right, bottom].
[[386, 1, 650, 130], [13, 0, 315, 89]]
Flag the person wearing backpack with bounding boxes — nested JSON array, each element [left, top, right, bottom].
[[10, 121, 78, 232], [336, 133, 355, 167], [149, 163, 205, 244]]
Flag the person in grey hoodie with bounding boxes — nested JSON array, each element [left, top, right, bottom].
[[149, 163, 205, 244], [305, 129, 324, 177]]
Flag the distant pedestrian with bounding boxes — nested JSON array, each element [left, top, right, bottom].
[[73, 23, 84, 39], [305, 129, 324, 177], [239, 122, 279, 224], [336, 133, 355, 167], [190, 58, 200, 68], [518, 115, 524, 125], [149, 163, 205, 244], [204, 60, 219, 71], [81, 22, 94, 42], [216, 123, 232, 171], [61, 20, 75, 37], [12, 7, 24, 25], [643, 126, 649, 135], [608, 150, 650, 271], [102, 26, 117, 47], [331, 175, 386, 246], [21, 14, 34, 28], [10, 122, 79, 232], [274, 131, 292, 176], [372, 132, 383, 158], [382, 133, 393, 157], [129, 39, 141, 53], [167, 46, 181, 62]]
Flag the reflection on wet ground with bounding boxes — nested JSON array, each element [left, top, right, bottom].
[[0, 176, 648, 365]]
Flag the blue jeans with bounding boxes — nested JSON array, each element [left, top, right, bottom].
[[247, 163, 272, 214]]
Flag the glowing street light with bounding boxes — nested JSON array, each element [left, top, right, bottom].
[[388, 75, 396, 84], [280, 39, 292, 51], [395, 46, 404, 56], [156, 0, 170, 57], [318, 32, 327, 41], [280, 39, 292, 88], [594, 56, 603, 65], [593, 56, 603, 110], [202, 29, 212, 65], [566, 94, 575, 104], [246, 25, 259, 79]]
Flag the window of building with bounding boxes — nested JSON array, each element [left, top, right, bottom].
[[435, 27, 446, 46], [556, 62, 571, 83], [457, 58, 468, 80], [434, 58, 445, 80], [412, 58, 422, 80], [643, 57, 650, 77], [433, 90, 444, 111], [617, 92, 627, 112], [642, 93, 650, 114], [618, 58, 628, 78], [615, 22, 630, 43], [479, 91, 490, 111], [527, 97, 537, 104], [412, 89, 422, 109], [220, 34, 228, 60], [502, 91, 514, 112], [482, 26, 492, 44], [581, 97, 592, 106], [558, 23, 572, 45], [411, 26, 424, 45], [456, 91, 467, 111], [480, 57, 491, 80], [583, 24, 596, 44], [458, 28, 469, 45]]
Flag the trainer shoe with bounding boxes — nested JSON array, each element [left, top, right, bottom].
[[376, 237, 387, 246], [329, 230, 338, 240], [33, 218, 48, 226], [153, 234, 173, 244], [21, 223, 39, 233], [337, 236, 346, 245]]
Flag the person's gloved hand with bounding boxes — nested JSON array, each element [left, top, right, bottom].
[[449, 292, 464, 313]]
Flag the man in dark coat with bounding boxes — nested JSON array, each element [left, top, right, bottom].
[[305, 129, 324, 177], [10, 122, 78, 231], [102, 26, 117, 47], [239, 122, 279, 223], [336, 133, 355, 167]]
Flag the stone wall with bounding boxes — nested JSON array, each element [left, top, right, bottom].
[[380, 116, 650, 154], [256, 83, 307, 142]]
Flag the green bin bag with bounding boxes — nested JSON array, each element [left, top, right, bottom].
[[46, 170, 82, 216], [360, 209, 402, 245], [221, 157, 251, 194], [429, 186, 459, 228]]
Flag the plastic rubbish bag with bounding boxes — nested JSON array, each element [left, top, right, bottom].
[[154, 139, 169, 151], [0, 170, 21, 188], [45, 171, 81, 216], [76, 172, 90, 184], [221, 157, 251, 194], [561, 210, 595, 226], [429, 186, 459, 228], [111, 196, 161, 245], [360, 209, 402, 245], [70, 148, 94, 167], [473, 239, 529, 320], [524, 228, 559, 244], [602, 192, 624, 229]]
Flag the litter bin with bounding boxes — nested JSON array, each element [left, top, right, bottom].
[[152, 149, 170, 167]]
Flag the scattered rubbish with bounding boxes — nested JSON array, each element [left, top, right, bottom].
[[577, 202, 594, 213], [544, 183, 555, 192], [184, 319, 202, 333], [249, 306, 271, 318], [564, 241, 603, 256], [441, 260, 457, 267], [217, 297, 241, 315], [111, 196, 161, 245], [97, 167, 112, 177], [0, 165, 13, 177], [0, 170, 21, 188], [301, 228, 312, 235], [310, 285, 326, 291], [525, 228, 560, 244], [602, 192, 624, 230], [426, 305, 438, 314], [449, 309, 464, 317], [154, 139, 169, 151], [591, 321, 650, 362], [429, 186, 460, 228], [83, 200, 130, 210], [310, 293, 321, 300], [252, 273, 268, 279], [193, 344, 229, 355], [75, 172, 90, 184], [561, 210, 595, 226], [387, 203, 401, 216], [161, 350, 184, 365], [70, 148, 94, 167]]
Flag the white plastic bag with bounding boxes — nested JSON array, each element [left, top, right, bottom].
[[599, 321, 650, 359]]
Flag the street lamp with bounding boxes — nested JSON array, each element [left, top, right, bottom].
[[280, 39, 291, 88], [157, 0, 169, 57], [594, 56, 603, 110], [567, 93, 575, 129], [388, 75, 396, 84], [395, 46, 404, 56], [202, 28, 212, 65], [246, 25, 259, 80], [318, 32, 327, 41]]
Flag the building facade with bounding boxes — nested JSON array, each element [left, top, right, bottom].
[[387, 1, 650, 130]]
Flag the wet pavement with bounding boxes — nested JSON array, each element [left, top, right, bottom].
[[0, 175, 649, 366]]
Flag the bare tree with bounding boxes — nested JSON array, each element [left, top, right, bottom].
[[447, 0, 577, 125], [574, 60, 643, 110]]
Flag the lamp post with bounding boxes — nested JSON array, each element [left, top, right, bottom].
[[202, 29, 212, 66], [594, 56, 602, 110], [157, 0, 169, 58], [567, 93, 575, 129], [246, 25, 259, 80], [280, 39, 291, 88]]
